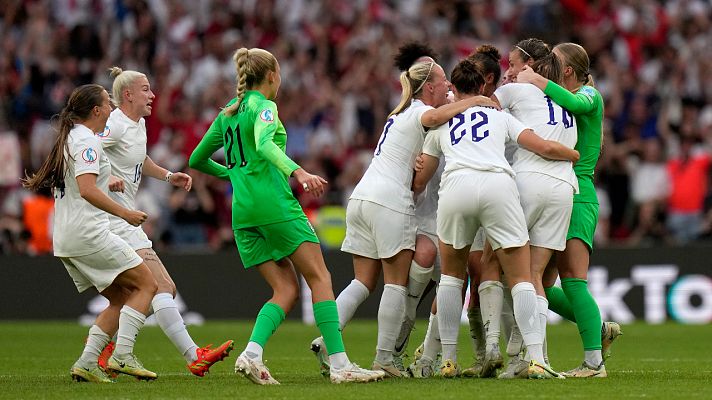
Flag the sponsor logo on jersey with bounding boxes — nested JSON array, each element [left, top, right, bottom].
[[97, 125, 110, 138], [260, 109, 274, 123], [81, 148, 97, 163]]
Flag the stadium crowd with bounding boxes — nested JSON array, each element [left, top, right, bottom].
[[0, 0, 710, 255]]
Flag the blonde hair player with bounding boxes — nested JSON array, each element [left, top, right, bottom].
[[23, 84, 157, 383]]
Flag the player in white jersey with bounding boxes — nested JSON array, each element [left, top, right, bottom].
[[23, 84, 157, 383], [102, 67, 233, 376], [311, 43, 493, 378], [414, 58, 579, 379]]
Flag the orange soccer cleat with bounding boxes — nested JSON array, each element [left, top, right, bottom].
[[97, 341, 118, 378], [188, 340, 235, 377]]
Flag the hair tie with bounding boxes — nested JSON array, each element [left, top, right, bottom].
[[413, 61, 435, 95]]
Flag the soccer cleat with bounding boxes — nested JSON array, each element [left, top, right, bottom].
[[601, 322, 622, 360], [413, 342, 424, 362], [461, 358, 484, 378], [107, 353, 157, 380], [526, 360, 564, 380], [440, 359, 459, 378], [234, 353, 279, 385], [498, 356, 529, 379], [330, 363, 385, 383], [70, 364, 114, 383], [480, 344, 503, 378], [310, 336, 331, 377], [562, 362, 607, 378], [408, 358, 435, 378], [188, 340, 234, 377], [97, 341, 118, 378], [392, 353, 409, 376], [371, 360, 409, 378]]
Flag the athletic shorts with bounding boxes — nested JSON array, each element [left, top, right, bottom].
[[59, 233, 143, 293], [469, 227, 486, 252], [234, 215, 319, 269], [341, 199, 416, 259], [516, 172, 574, 251], [438, 171, 528, 251], [567, 202, 599, 252], [110, 219, 152, 251]]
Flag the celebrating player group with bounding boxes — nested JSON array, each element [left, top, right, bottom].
[[24, 36, 620, 384]]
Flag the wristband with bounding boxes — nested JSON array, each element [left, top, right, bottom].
[[164, 172, 173, 182]]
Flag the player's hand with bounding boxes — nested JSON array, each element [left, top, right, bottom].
[[123, 210, 148, 227], [516, 66, 538, 84], [168, 172, 192, 191], [109, 175, 125, 192], [414, 154, 426, 172], [293, 168, 328, 198], [470, 95, 500, 110]]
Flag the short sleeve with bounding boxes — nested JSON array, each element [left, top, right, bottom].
[[493, 84, 516, 110], [504, 113, 528, 143], [72, 134, 103, 177], [422, 126, 443, 158], [413, 104, 434, 135]]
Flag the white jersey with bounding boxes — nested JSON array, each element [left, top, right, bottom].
[[101, 108, 147, 210], [422, 106, 527, 181], [415, 157, 444, 236], [494, 83, 578, 192], [53, 124, 112, 257], [350, 100, 433, 215]]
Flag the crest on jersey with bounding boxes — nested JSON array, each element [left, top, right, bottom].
[[81, 148, 97, 164], [97, 125, 110, 138], [260, 109, 274, 123]]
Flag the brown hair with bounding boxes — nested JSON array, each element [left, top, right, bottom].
[[468, 44, 502, 84], [224, 48, 278, 116], [450, 59, 486, 96], [554, 42, 595, 87], [23, 84, 106, 191]]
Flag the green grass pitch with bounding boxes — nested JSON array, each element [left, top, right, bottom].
[[0, 320, 709, 399]]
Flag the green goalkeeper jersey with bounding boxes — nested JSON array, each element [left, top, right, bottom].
[[544, 81, 603, 204], [189, 91, 303, 229]]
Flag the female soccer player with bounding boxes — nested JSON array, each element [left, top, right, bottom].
[[189, 47, 383, 385], [23, 84, 157, 382], [414, 58, 579, 379], [517, 42, 618, 378], [102, 67, 233, 377]]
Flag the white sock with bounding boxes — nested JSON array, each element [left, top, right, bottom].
[[537, 295, 549, 361], [422, 313, 440, 362], [375, 284, 407, 364], [77, 325, 111, 368], [501, 285, 516, 350], [244, 341, 264, 361], [585, 350, 603, 367], [329, 352, 350, 370], [437, 275, 464, 363], [510, 282, 544, 364], [478, 280, 504, 347], [335, 279, 370, 330], [114, 305, 147, 356], [152, 293, 199, 363], [467, 307, 485, 357], [394, 261, 432, 355]]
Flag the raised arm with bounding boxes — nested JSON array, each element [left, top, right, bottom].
[[517, 129, 580, 163], [517, 66, 596, 114]]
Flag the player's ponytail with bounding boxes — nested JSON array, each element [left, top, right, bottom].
[[224, 48, 277, 116], [390, 60, 436, 117], [554, 42, 595, 88]]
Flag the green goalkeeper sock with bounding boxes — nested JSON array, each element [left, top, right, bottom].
[[248, 302, 286, 348], [544, 285, 577, 322], [313, 300, 346, 355], [562, 278, 602, 351]]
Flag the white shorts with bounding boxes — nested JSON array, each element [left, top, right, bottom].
[[342, 199, 416, 259], [437, 171, 528, 251], [60, 232, 143, 293], [416, 229, 441, 281], [110, 219, 153, 251], [516, 172, 574, 251], [469, 227, 486, 252]]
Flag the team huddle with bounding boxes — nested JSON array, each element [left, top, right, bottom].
[[23, 36, 621, 384]]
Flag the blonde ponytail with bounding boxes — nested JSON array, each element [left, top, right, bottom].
[[389, 61, 436, 117], [224, 48, 277, 117]]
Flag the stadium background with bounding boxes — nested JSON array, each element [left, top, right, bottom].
[[0, 0, 710, 325]]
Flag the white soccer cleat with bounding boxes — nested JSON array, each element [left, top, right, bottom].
[[562, 362, 607, 378], [234, 352, 279, 385], [497, 355, 529, 379], [330, 363, 385, 383], [461, 358, 484, 378], [372, 360, 409, 378], [310, 336, 331, 376], [601, 322, 622, 360], [480, 344, 503, 378]]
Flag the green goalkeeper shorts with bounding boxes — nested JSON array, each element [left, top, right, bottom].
[[566, 202, 599, 253], [234, 215, 320, 269]]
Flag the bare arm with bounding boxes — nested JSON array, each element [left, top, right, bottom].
[[421, 96, 499, 128], [412, 154, 440, 195], [76, 173, 147, 226], [143, 156, 192, 191], [517, 129, 580, 163]]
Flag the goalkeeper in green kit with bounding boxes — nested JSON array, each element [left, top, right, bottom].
[[189, 47, 384, 385]]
